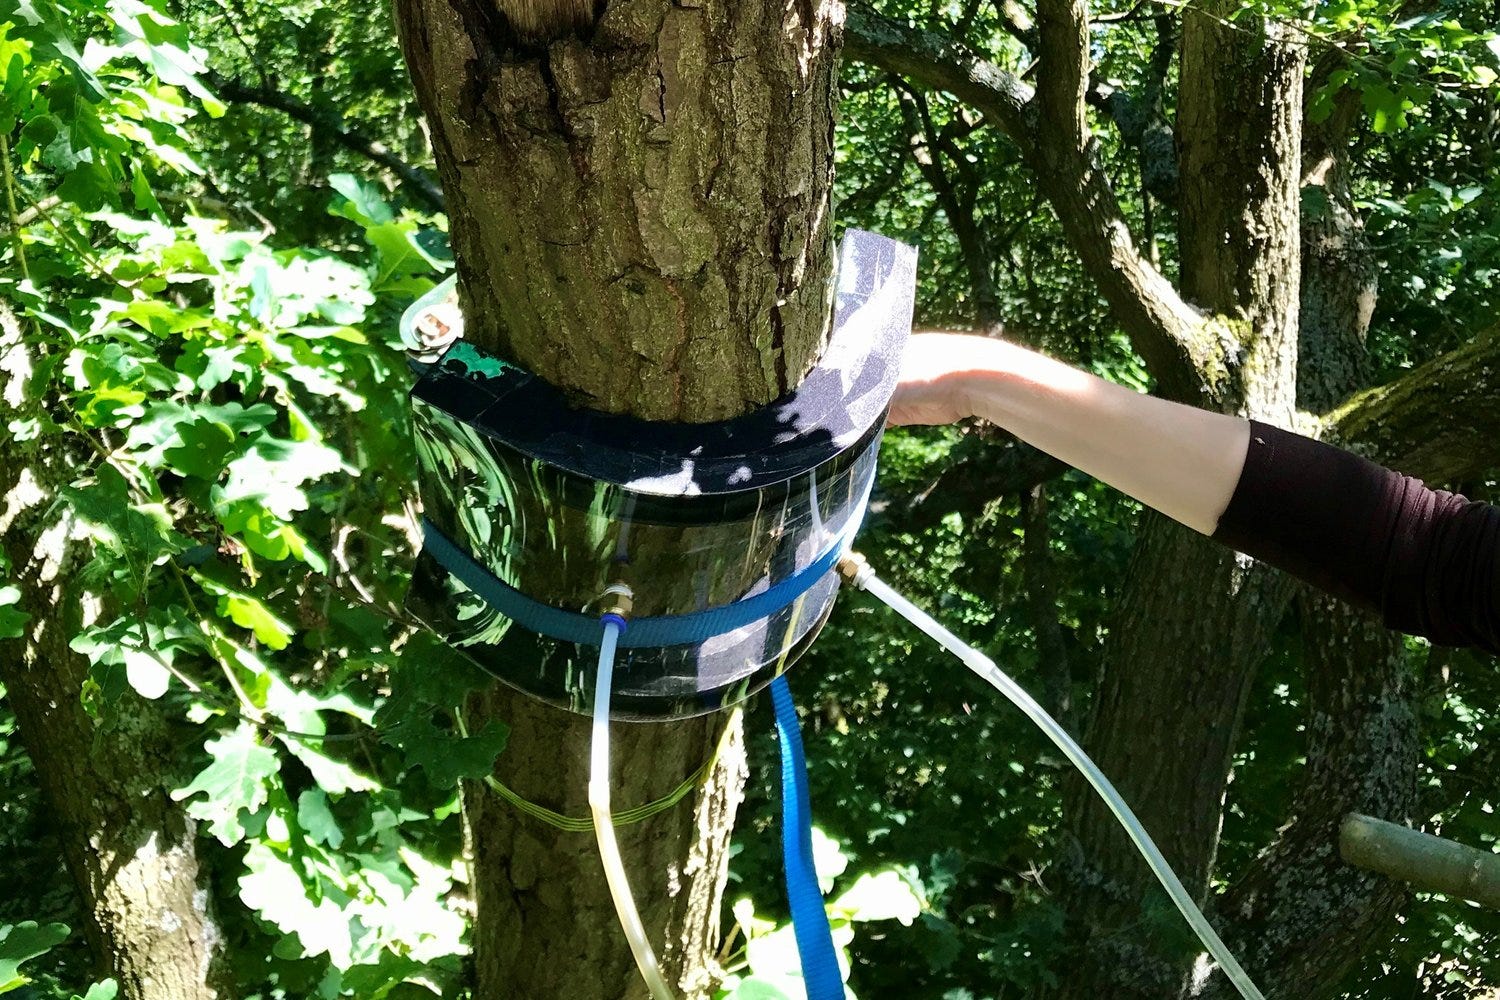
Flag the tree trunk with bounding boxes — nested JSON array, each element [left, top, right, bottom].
[[1197, 82, 1416, 999], [1198, 594, 1416, 1000], [1175, 5, 1303, 420], [0, 307, 230, 999], [1049, 7, 1306, 997], [1296, 76, 1376, 416], [396, 0, 841, 422], [842, 6, 1492, 995], [394, 2, 843, 996], [1020, 482, 1074, 729], [1053, 519, 1292, 998]]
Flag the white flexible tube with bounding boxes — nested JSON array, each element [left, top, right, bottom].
[[841, 556, 1265, 1000], [589, 619, 677, 1000]]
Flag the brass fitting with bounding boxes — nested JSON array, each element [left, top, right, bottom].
[[599, 582, 634, 619], [837, 551, 872, 589]]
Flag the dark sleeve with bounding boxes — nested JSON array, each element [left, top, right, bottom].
[[1211, 420, 1500, 654]]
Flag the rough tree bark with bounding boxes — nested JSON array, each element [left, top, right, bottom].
[[394, 2, 843, 996], [1042, 5, 1306, 996], [1203, 594, 1415, 999], [0, 306, 231, 999], [1295, 68, 1377, 416], [1189, 70, 1419, 1000], [397, 0, 841, 422]]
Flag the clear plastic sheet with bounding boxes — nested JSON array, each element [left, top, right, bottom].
[[404, 230, 916, 719], [406, 422, 878, 717]]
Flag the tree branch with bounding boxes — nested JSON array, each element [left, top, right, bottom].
[[207, 74, 447, 213], [891, 80, 1002, 326], [843, 9, 1034, 139], [846, 6, 1227, 404], [1329, 327, 1500, 483], [1341, 813, 1500, 909], [888, 433, 1067, 534], [1084, 15, 1178, 200]]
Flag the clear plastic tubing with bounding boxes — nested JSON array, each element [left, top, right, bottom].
[[842, 557, 1265, 1000], [588, 618, 678, 1000]]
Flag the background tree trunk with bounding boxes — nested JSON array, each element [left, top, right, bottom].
[[1054, 519, 1292, 998], [0, 306, 231, 999], [394, 2, 843, 996], [794, 6, 1500, 997], [1200, 594, 1416, 999], [1196, 74, 1418, 999], [1048, 7, 1307, 997]]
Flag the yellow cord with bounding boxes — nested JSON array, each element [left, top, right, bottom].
[[475, 705, 739, 833], [464, 586, 808, 834]]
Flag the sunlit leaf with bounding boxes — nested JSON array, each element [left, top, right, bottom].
[[0, 921, 70, 993], [171, 723, 279, 846], [122, 646, 170, 699], [163, 417, 238, 480]]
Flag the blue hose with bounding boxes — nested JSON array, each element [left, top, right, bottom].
[[771, 674, 843, 1000]]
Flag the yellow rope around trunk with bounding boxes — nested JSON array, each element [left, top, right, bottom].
[[472, 705, 741, 833]]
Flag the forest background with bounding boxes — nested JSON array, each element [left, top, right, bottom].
[[1, 0, 1498, 997]]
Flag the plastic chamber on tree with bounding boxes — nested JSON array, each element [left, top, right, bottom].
[[403, 230, 917, 720]]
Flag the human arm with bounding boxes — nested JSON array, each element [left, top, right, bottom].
[[891, 332, 1500, 653], [889, 332, 1250, 535]]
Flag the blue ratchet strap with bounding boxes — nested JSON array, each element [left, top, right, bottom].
[[421, 516, 852, 649], [772, 674, 843, 1000]]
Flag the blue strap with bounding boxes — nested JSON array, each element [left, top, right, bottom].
[[421, 517, 850, 649], [772, 674, 843, 999]]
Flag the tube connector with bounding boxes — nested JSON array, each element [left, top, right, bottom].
[[837, 551, 873, 591], [599, 583, 634, 619]]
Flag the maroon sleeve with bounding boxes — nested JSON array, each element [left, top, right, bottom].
[[1211, 420, 1500, 654]]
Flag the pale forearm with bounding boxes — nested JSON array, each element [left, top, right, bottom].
[[956, 338, 1249, 535], [893, 334, 1500, 653]]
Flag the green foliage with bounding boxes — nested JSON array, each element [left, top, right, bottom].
[[0, 922, 69, 994], [0, 921, 113, 1000], [167, 0, 435, 244], [1237, 0, 1500, 135], [373, 634, 510, 790], [822, 2, 1499, 996], [728, 460, 1132, 996], [0, 555, 24, 641], [1, 2, 480, 993], [172, 722, 280, 843], [1362, 170, 1499, 376], [1, 0, 1497, 997], [0, 0, 213, 219], [716, 829, 927, 1000]]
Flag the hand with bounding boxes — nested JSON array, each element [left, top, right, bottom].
[[886, 332, 995, 426]]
